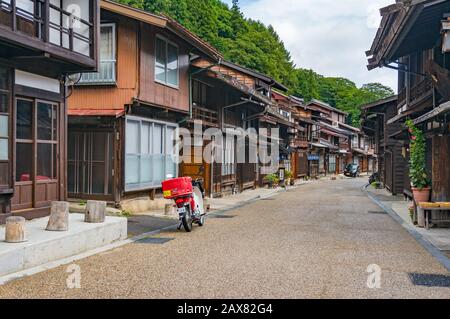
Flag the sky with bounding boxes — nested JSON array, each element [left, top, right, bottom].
[[223, 0, 397, 91]]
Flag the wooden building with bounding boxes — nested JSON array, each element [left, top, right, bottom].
[[271, 92, 309, 180], [307, 99, 355, 176], [367, 0, 450, 201], [361, 96, 408, 195], [67, 0, 222, 205], [0, 0, 100, 223], [182, 59, 290, 197]]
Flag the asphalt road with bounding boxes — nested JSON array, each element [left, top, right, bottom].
[[0, 178, 449, 298]]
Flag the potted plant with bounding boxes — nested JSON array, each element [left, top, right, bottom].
[[284, 170, 294, 186], [405, 120, 431, 203], [264, 173, 279, 189]]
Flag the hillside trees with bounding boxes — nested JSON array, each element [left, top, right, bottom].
[[114, 0, 394, 126]]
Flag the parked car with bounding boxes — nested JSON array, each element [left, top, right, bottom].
[[344, 163, 360, 178]]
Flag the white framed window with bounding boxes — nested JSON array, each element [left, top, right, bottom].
[[16, 0, 34, 20], [0, 67, 10, 162], [155, 35, 179, 88], [0, 114, 8, 161], [221, 136, 235, 176], [79, 23, 116, 84], [125, 116, 178, 191]]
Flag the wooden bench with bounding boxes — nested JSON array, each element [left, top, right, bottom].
[[417, 203, 450, 230]]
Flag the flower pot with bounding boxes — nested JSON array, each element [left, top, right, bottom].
[[412, 187, 431, 204]]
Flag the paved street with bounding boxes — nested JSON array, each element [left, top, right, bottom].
[[0, 178, 449, 299]]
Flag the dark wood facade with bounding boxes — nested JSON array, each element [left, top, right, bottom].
[[362, 96, 410, 195], [367, 0, 450, 201], [67, 2, 222, 205], [182, 59, 285, 197], [0, 0, 99, 223]]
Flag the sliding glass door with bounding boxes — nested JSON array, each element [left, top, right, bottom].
[[12, 98, 60, 210]]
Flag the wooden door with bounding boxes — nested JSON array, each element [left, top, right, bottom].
[[12, 98, 60, 211], [68, 130, 114, 200], [432, 135, 450, 201]]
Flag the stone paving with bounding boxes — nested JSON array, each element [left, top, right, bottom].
[[367, 187, 450, 253], [0, 178, 449, 298]]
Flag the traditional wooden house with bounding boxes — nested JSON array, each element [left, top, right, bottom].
[[290, 96, 313, 179], [67, 0, 222, 205], [361, 96, 408, 194], [183, 59, 290, 196], [367, 0, 450, 201], [307, 99, 353, 176], [0, 0, 100, 223], [270, 91, 308, 179]]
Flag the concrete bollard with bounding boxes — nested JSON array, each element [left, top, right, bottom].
[[165, 203, 174, 216], [46, 201, 70, 231], [5, 216, 27, 243], [85, 200, 106, 223]]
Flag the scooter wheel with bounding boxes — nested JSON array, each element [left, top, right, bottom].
[[182, 213, 193, 232], [198, 215, 205, 227]]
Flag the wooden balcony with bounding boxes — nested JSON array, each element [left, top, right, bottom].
[[192, 105, 219, 128], [409, 78, 433, 106], [293, 136, 309, 148], [398, 78, 433, 110], [0, 0, 98, 75]]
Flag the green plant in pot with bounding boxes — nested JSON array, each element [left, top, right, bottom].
[[405, 120, 431, 203], [264, 173, 279, 189], [284, 170, 294, 186]]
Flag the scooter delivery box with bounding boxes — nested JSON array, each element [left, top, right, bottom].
[[162, 177, 193, 199]]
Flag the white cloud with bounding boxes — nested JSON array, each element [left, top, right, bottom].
[[224, 0, 397, 91]]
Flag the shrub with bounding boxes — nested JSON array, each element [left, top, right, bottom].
[[264, 173, 279, 185], [405, 120, 431, 190]]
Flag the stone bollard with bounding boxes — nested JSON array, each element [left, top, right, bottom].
[[165, 203, 174, 216], [85, 200, 106, 223], [46, 201, 70, 231], [5, 216, 27, 243]]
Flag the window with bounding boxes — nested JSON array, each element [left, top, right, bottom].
[[155, 36, 179, 88], [279, 109, 290, 119], [328, 155, 336, 174], [16, 99, 58, 182], [443, 21, 450, 53], [125, 117, 177, 191], [1, 0, 35, 19], [80, 24, 116, 84], [221, 136, 235, 176], [192, 80, 207, 107], [0, 67, 9, 161]]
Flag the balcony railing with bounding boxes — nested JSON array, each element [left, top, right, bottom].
[[293, 136, 309, 148], [398, 78, 433, 110], [192, 105, 219, 127], [0, 0, 95, 58], [79, 60, 116, 85], [409, 77, 433, 105]]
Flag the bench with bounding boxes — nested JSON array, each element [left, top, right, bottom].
[[417, 204, 450, 230]]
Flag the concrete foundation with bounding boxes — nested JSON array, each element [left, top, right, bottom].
[[0, 214, 127, 277]]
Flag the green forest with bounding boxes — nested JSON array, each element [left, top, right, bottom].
[[115, 0, 394, 126]]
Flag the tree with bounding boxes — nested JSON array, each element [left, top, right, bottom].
[[119, 0, 144, 9], [113, 0, 394, 128]]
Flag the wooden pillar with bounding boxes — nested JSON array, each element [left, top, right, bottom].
[[5, 216, 27, 243], [85, 201, 106, 223], [46, 201, 69, 231]]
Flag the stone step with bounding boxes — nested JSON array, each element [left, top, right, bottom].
[[0, 214, 127, 277]]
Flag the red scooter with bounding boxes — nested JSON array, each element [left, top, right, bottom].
[[162, 177, 206, 232]]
